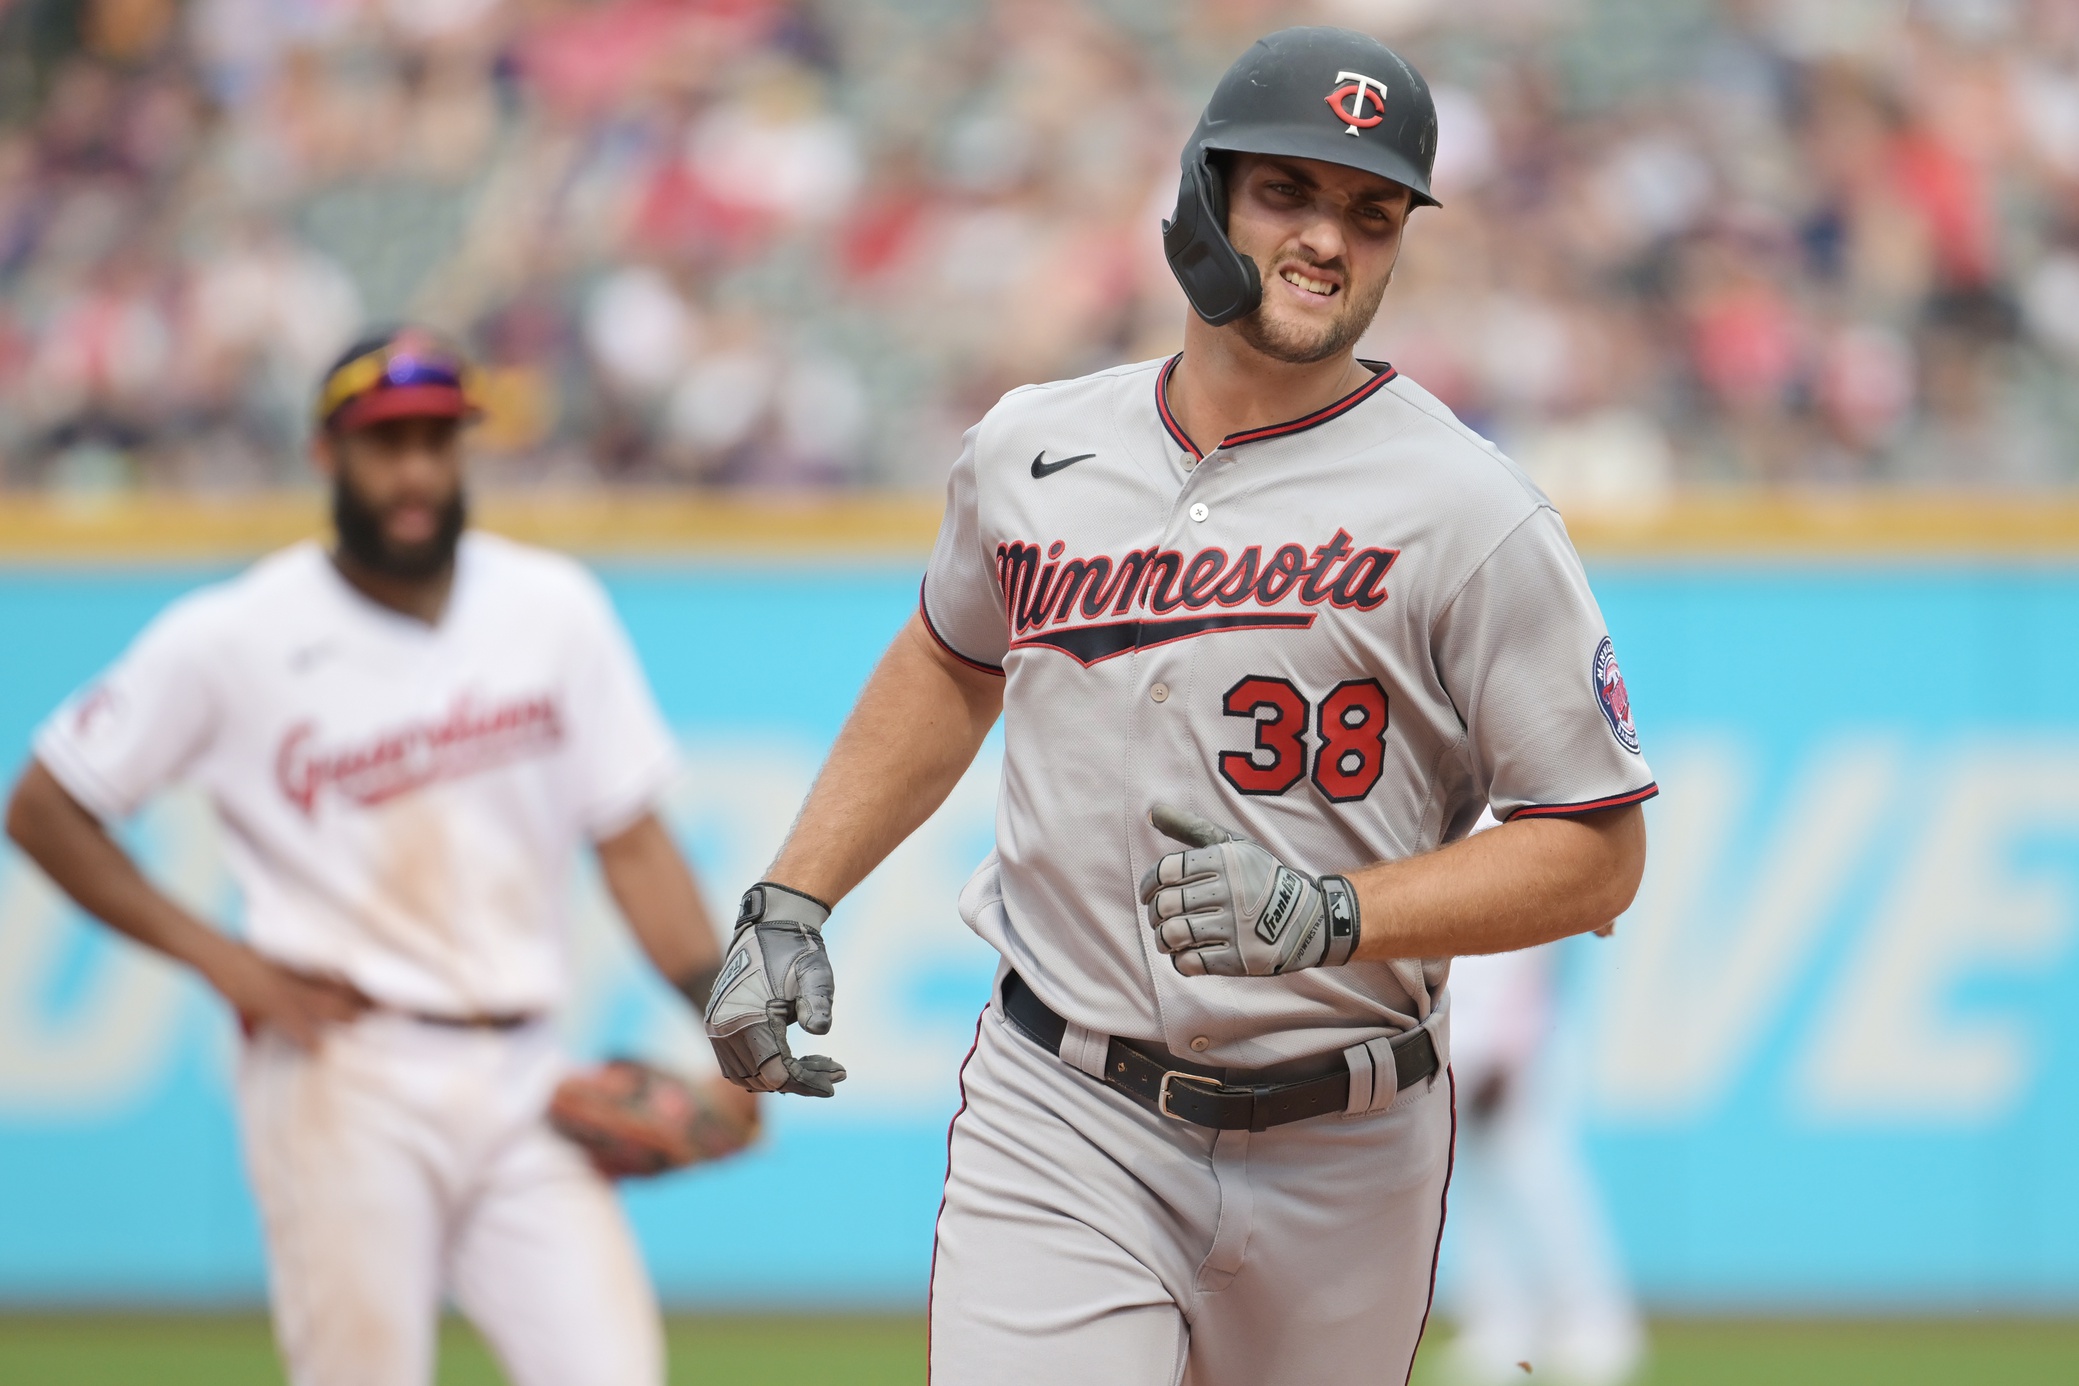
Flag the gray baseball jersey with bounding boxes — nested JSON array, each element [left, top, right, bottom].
[[922, 354, 1655, 1067]]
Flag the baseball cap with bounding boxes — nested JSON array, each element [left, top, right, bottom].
[[315, 328, 482, 434]]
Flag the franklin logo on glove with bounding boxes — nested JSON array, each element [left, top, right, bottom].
[[1138, 803, 1362, 976]]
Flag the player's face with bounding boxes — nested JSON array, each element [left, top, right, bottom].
[[320, 415, 467, 579], [1223, 154, 1412, 366]]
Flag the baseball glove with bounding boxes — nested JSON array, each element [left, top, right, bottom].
[[549, 1059, 758, 1178]]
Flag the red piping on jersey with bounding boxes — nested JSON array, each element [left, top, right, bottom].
[[925, 1008, 989, 1386], [918, 582, 1005, 676], [1155, 353, 1399, 461], [1403, 1067, 1458, 1386], [1508, 782, 1660, 820]]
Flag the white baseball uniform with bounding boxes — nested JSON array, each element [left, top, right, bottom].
[[34, 532, 677, 1386], [918, 355, 1655, 1385], [1444, 938, 1644, 1386]]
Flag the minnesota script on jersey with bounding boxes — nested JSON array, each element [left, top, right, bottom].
[[923, 356, 1657, 1066]]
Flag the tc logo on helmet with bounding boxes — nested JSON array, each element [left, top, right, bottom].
[[1325, 70, 1389, 136]]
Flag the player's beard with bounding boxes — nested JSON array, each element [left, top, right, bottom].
[[332, 474, 467, 580], [1234, 256, 1391, 366]]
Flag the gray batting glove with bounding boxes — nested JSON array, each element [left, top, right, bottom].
[[704, 882, 848, 1098], [1138, 804, 1362, 977]]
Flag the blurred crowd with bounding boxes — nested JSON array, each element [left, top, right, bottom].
[[0, 0, 2074, 494], [1358, 0, 2079, 500]]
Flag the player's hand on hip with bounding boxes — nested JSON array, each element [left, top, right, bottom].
[[206, 944, 370, 1048], [703, 882, 848, 1098], [1138, 804, 1362, 977]]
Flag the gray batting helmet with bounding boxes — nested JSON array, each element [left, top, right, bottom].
[[1163, 27, 1440, 326]]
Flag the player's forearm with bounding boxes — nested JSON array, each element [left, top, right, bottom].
[[766, 614, 1003, 906], [596, 812, 723, 982], [1345, 805, 1645, 961], [5, 758, 242, 980]]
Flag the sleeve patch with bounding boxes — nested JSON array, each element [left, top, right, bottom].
[[1593, 636, 1639, 754]]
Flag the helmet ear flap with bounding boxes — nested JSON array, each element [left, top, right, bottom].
[[1162, 154, 1262, 327], [1200, 150, 1231, 227]]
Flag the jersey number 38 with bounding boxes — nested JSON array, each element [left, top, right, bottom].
[[1218, 676, 1387, 803]]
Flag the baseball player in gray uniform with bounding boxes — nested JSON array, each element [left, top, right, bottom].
[[704, 27, 1655, 1386]]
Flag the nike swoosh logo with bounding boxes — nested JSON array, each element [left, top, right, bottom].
[[1031, 451, 1095, 479]]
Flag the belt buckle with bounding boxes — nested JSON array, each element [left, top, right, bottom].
[[1158, 1069, 1222, 1120]]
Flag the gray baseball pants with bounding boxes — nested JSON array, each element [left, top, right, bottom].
[[929, 999, 1456, 1386]]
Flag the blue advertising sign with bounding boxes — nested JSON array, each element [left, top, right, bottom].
[[1, 557, 2076, 1310], [1584, 565, 2079, 1311]]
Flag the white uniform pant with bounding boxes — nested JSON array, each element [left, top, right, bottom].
[[236, 1013, 663, 1386], [1444, 1055, 1642, 1385], [930, 1002, 1456, 1386]]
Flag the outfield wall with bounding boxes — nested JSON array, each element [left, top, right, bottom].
[[2, 498, 2077, 1310]]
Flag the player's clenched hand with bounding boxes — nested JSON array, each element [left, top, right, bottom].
[[205, 943, 370, 1048], [1138, 804, 1362, 977], [704, 883, 848, 1097]]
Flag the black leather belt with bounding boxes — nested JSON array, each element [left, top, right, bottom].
[[1000, 971, 1437, 1132]]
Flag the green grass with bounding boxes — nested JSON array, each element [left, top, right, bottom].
[[0, 1314, 2075, 1384], [0, 1315, 923, 1385], [1408, 1319, 2079, 1386]]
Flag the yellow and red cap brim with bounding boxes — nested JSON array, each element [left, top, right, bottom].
[[329, 383, 477, 432], [317, 335, 482, 432]]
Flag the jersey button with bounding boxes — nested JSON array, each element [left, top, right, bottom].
[[1150, 682, 1170, 703], [1189, 1036, 1211, 1052], [1189, 502, 1210, 522]]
